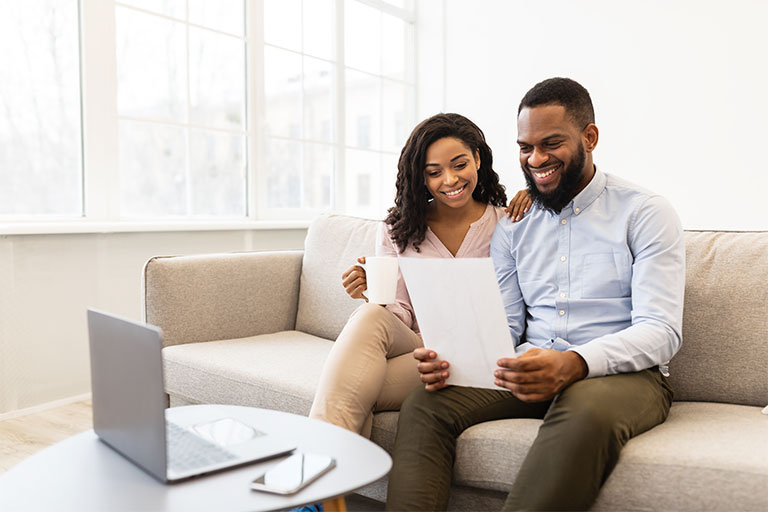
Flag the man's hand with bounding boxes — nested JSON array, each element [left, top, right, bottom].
[[413, 348, 450, 392], [494, 348, 587, 402]]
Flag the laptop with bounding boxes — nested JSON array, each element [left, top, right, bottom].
[[87, 309, 296, 483]]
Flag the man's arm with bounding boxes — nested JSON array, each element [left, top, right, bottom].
[[490, 219, 527, 345], [569, 195, 686, 377]]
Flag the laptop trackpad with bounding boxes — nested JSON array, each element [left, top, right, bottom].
[[191, 417, 264, 447]]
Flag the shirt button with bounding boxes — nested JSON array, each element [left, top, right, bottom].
[[561, 219, 567, 225], [560, 292, 566, 298], [559, 310, 566, 316], [575, 207, 580, 213], [560, 256, 567, 262]]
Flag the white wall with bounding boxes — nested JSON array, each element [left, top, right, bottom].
[[0, 229, 306, 415], [429, 0, 768, 231]]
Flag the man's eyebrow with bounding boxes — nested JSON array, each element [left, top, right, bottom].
[[425, 153, 469, 167], [516, 133, 567, 145]]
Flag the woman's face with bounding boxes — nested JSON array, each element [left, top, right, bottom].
[[423, 137, 480, 211]]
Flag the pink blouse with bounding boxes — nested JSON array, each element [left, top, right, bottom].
[[376, 204, 507, 333]]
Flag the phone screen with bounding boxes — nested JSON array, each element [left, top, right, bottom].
[[251, 453, 335, 494]]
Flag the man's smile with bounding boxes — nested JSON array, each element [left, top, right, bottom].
[[529, 164, 561, 185]]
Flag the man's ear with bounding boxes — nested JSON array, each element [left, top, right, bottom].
[[583, 124, 599, 153]]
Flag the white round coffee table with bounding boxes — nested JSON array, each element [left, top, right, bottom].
[[0, 405, 391, 511]]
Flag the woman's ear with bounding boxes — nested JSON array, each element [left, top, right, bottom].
[[474, 150, 481, 169], [583, 124, 599, 153]]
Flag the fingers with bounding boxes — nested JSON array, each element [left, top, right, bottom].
[[413, 348, 449, 391], [494, 378, 551, 402], [413, 348, 437, 362], [506, 189, 533, 222], [341, 265, 367, 299]]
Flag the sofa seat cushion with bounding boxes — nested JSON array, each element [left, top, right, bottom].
[[594, 401, 768, 511], [372, 402, 768, 510], [163, 331, 332, 416]]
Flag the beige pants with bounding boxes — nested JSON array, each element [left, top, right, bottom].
[[309, 303, 423, 437]]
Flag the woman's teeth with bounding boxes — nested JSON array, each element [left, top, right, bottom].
[[445, 185, 465, 196]]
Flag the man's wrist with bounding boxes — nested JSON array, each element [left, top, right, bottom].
[[566, 350, 588, 382]]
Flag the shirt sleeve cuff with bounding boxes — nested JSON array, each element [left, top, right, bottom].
[[569, 344, 608, 378]]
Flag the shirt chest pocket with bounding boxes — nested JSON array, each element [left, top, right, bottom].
[[580, 252, 631, 299]]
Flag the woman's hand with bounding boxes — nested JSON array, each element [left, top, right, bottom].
[[505, 189, 532, 222], [341, 256, 368, 300], [413, 348, 450, 392]]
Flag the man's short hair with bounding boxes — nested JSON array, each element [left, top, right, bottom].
[[518, 77, 595, 129]]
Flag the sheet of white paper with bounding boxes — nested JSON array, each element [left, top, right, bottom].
[[398, 257, 516, 390]]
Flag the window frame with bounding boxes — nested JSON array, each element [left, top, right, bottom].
[[0, 0, 416, 235]]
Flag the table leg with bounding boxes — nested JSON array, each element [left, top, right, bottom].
[[322, 497, 347, 512]]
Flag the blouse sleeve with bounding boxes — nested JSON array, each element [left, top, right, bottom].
[[375, 222, 418, 332]]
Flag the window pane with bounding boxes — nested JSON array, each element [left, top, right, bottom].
[[346, 149, 380, 217], [118, 0, 186, 19], [189, 27, 246, 130], [381, 13, 406, 81], [304, 57, 335, 142], [382, 80, 413, 153], [346, 70, 381, 149], [116, 7, 187, 121], [119, 120, 187, 217], [380, 152, 398, 211], [264, 47, 303, 138], [266, 138, 302, 208], [189, 130, 245, 216], [303, 0, 334, 60], [0, 0, 82, 216], [304, 143, 334, 210], [345, 0, 381, 74], [264, 0, 301, 51], [189, 0, 244, 36]]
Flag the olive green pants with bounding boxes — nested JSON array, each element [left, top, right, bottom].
[[386, 368, 673, 511]]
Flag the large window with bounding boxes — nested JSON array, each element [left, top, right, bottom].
[[115, 1, 247, 218], [0, 0, 82, 218], [258, 0, 415, 220], [0, 0, 415, 227]]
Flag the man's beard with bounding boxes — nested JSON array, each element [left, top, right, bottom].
[[523, 144, 586, 214]]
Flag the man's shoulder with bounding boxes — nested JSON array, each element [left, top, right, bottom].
[[603, 172, 655, 199]]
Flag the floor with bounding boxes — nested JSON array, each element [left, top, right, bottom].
[[0, 400, 384, 511]]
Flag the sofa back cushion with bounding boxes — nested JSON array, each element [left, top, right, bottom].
[[668, 231, 768, 406], [296, 214, 380, 340]]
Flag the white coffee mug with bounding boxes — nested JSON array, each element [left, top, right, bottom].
[[361, 256, 399, 305]]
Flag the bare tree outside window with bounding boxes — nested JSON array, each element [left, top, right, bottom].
[[0, 0, 82, 217]]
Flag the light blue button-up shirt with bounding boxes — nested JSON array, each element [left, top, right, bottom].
[[491, 168, 685, 378]]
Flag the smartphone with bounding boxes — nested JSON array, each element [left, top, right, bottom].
[[250, 452, 336, 495]]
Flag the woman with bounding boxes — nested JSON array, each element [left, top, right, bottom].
[[308, 113, 531, 437]]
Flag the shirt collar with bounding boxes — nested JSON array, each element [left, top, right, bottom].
[[570, 165, 606, 215]]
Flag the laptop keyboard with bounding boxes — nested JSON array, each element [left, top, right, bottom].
[[166, 421, 238, 473]]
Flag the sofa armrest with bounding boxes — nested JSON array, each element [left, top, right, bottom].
[[143, 251, 304, 347]]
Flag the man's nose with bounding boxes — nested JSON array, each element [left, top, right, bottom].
[[528, 147, 549, 167]]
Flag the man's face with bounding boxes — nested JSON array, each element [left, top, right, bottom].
[[517, 104, 593, 212]]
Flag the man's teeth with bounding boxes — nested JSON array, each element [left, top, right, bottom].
[[445, 185, 465, 196], [534, 167, 557, 178]]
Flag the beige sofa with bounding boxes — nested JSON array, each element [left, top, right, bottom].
[[143, 214, 768, 511]]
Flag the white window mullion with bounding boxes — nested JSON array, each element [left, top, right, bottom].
[[334, 0, 346, 212], [249, 0, 267, 220], [80, 0, 121, 221]]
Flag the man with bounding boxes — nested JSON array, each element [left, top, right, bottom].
[[386, 78, 685, 511]]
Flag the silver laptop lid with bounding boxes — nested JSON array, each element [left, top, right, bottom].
[[87, 308, 169, 482]]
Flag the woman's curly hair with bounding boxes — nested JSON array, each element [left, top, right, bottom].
[[384, 113, 507, 253]]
